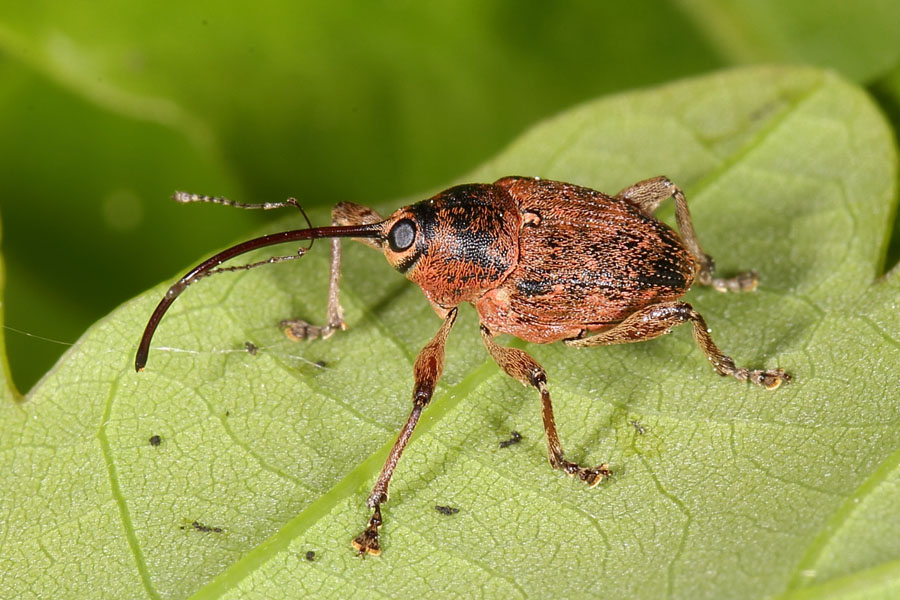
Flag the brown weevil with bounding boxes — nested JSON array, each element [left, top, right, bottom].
[[136, 176, 790, 556]]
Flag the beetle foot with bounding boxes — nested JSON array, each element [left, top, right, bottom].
[[281, 318, 343, 341], [748, 368, 792, 390], [352, 529, 381, 557], [561, 461, 612, 488], [351, 505, 383, 557], [712, 356, 791, 390], [710, 270, 759, 293]]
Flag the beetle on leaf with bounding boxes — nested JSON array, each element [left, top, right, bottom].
[[136, 176, 790, 556]]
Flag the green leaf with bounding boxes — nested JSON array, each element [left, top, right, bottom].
[[871, 64, 900, 272], [2, 66, 899, 599], [673, 0, 900, 83]]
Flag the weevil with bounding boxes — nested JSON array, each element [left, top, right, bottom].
[[135, 176, 791, 556]]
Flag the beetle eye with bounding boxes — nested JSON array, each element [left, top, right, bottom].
[[387, 218, 416, 252]]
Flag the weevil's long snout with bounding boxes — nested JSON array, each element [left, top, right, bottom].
[[134, 222, 385, 372]]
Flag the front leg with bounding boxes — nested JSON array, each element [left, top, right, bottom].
[[353, 308, 458, 556], [282, 202, 384, 341], [281, 236, 345, 340], [481, 325, 611, 486]]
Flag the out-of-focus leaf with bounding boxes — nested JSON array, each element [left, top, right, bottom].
[[0, 58, 253, 392], [870, 64, 900, 275], [0, 1, 722, 204], [674, 0, 900, 83]]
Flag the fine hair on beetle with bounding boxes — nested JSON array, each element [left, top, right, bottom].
[[137, 176, 791, 556]]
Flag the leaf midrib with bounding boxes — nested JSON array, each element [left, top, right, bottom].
[[190, 357, 500, 598], [781, 435, 900, 594]]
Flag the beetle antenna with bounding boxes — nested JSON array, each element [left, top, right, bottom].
[[173, 192, 317, 251], [174, 191, 303, 212], [135, 222, 384, 372]]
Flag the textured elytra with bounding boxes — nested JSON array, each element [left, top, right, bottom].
[[477, 176, 695, 343]]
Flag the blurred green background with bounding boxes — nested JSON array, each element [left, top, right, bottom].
[[1, 0, 899, 392]]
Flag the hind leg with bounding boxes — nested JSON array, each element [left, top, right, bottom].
[[616, 177, 757, 293], [565, 301, 790, 389]]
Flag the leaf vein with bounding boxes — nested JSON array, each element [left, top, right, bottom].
[[98, 374, 160, 599]]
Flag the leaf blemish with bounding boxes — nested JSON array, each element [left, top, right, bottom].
[[180, 520, 225, 534], [499, 431, 523, 448]]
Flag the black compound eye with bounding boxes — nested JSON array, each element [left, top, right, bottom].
[[387, 218, 416, 252]]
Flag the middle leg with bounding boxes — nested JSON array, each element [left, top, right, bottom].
[[481, 325, 611, 486]]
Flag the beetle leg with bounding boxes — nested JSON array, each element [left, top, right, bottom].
[[352, 308, 457, 556], [480, 325, 611, 487], [565, 301, 791, 389], [281, 236, 345, 340], [616, 177, 758, 293], [282, 203, 384, 341]]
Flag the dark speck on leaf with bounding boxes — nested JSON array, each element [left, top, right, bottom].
[[499, 431, 523, 448], [180, 520, 224, 533]]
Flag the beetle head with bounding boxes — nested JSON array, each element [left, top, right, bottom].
[[380, 183, 521, 309]]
